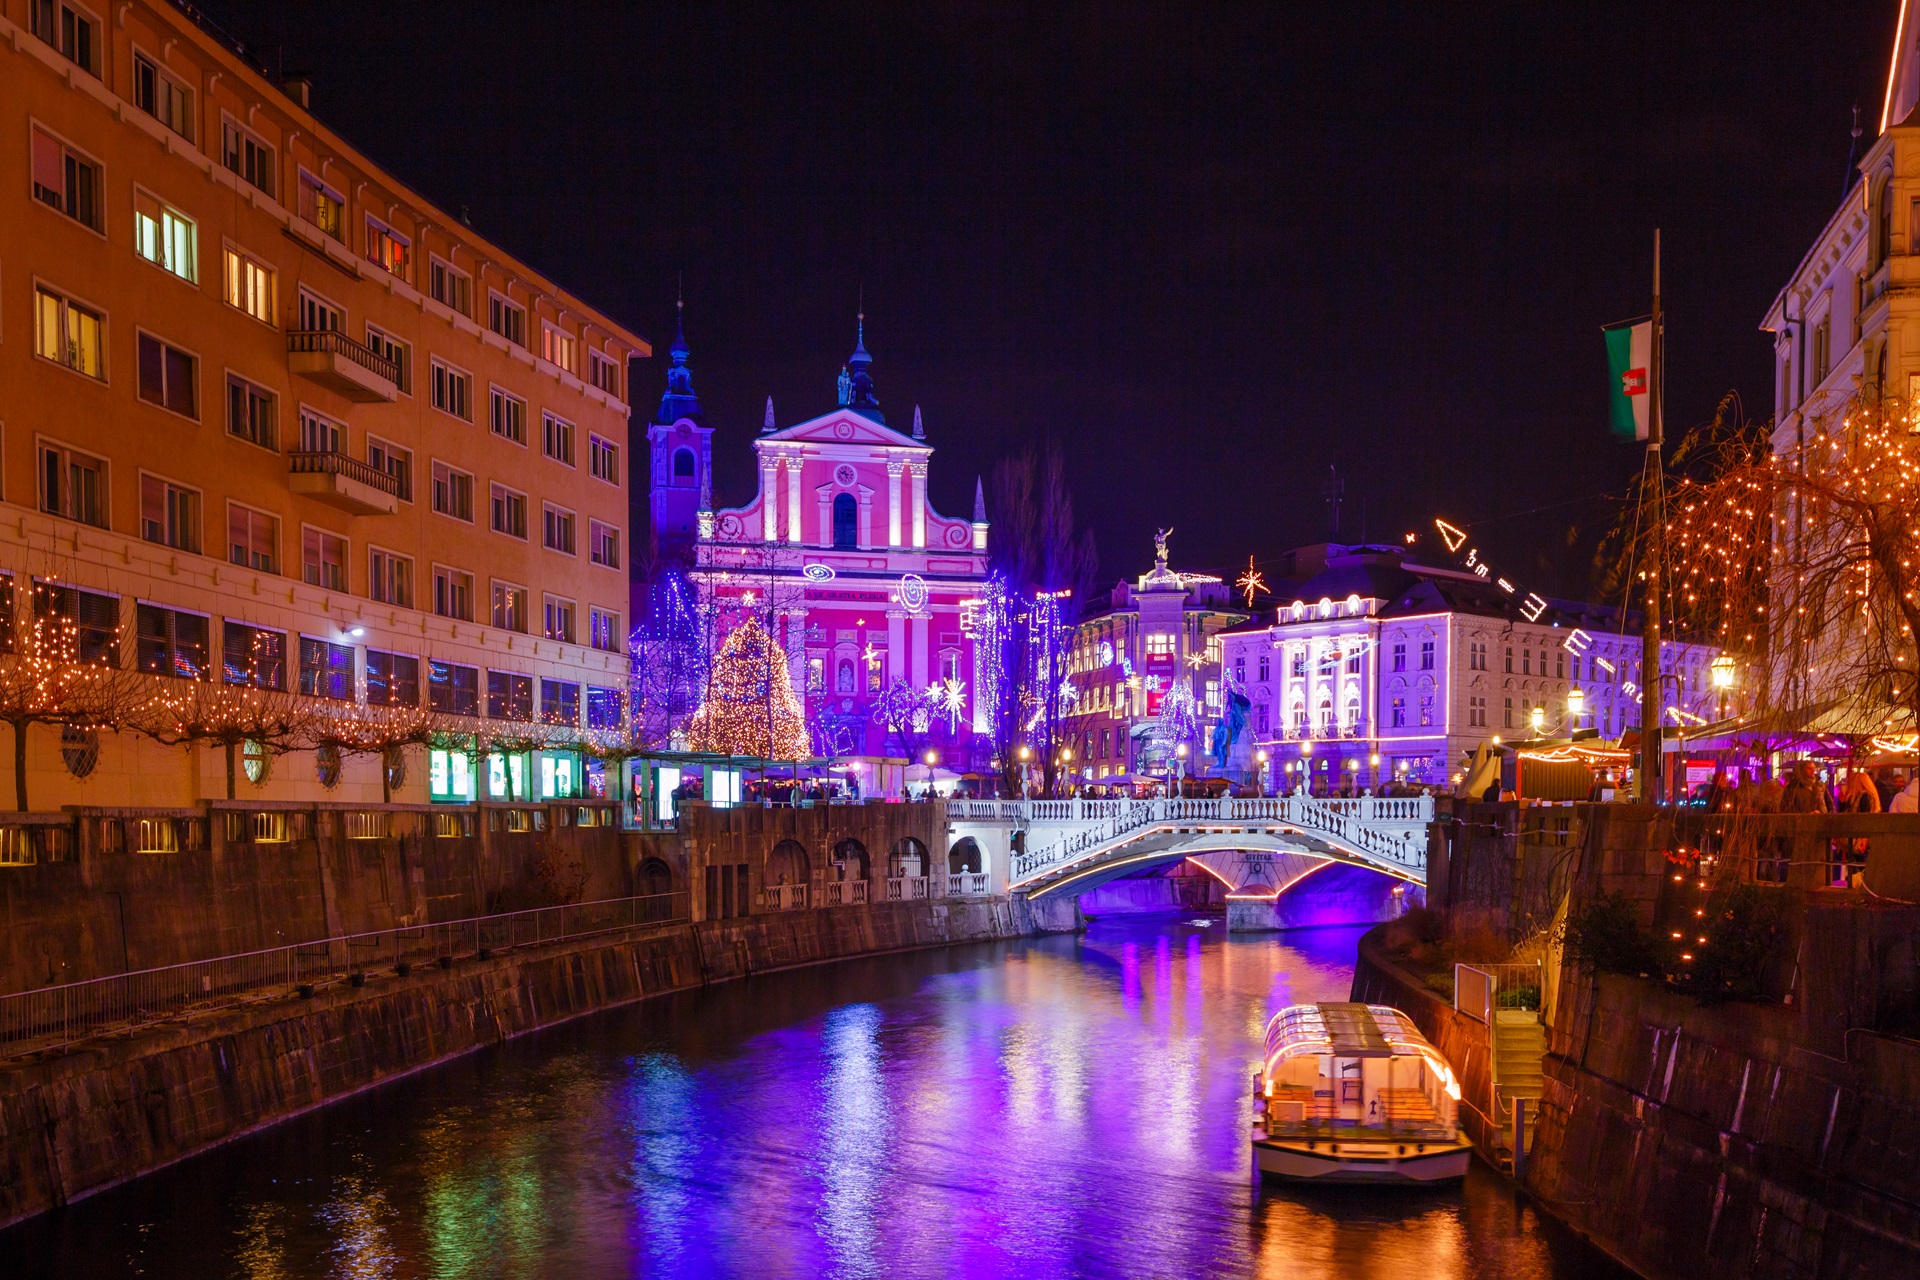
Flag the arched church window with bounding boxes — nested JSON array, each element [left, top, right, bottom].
[[672, 447, 695, 485], [832, 492, 858, 549]]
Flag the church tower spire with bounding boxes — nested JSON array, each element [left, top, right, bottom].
[[839, 294, 883, 422], [654, 290, 702, 426]]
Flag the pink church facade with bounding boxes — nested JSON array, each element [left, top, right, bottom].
[[648, 315, 993, 768]]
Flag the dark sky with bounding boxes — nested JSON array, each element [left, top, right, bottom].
[[221, 1, 1896, 595]]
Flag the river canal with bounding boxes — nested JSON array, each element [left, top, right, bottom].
[[16, 916, 1629, 1279]]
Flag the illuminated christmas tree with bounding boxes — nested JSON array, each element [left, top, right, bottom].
[[687, 615, 810, 760]]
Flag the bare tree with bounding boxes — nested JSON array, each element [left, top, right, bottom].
[[136, 681, 318, 800], [0, 583, 145, 810]]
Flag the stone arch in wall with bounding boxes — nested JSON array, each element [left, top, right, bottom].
[[767, 838, 810, 886], [948, 837, 983, 875], [831, 838, 870, 881], [888, 837, 928, 879], [638, 856, 674, 897]]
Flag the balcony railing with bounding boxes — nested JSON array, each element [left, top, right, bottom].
[[287, 328, 401, 384], [289, 450, 403, 495]]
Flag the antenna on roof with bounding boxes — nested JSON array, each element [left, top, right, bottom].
[[1846, 103, 1864, 200]]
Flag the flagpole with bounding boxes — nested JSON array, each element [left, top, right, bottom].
[[1638, 229, 1665, 803]]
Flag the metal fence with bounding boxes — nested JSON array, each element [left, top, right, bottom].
[[0, 891, 687, 1053]]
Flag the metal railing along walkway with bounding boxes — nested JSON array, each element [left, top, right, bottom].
[[0, 891, 687, 1053]]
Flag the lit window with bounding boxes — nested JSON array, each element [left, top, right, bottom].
[[365, 216, 411, 279], [300, 172, 345, 240], [133, 191, 195, 281], [222, 622, 286, 689], [541, 323, 576, 371], [223, 248, 276, 324], [34, 285, 104, 379], [299, 637, 354, 700], [136, 604, 209, 680]]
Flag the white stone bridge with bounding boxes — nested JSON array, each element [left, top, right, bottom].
[[944, 795, 1434, 902]]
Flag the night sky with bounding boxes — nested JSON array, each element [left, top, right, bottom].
[[219, 1, 1895, 596]]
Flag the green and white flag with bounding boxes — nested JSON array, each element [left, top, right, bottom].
[[1604, 319, 1652, 441]]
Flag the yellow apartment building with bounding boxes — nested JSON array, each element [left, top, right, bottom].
[[0, 0, 648, 807]]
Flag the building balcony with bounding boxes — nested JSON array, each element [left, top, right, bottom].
[[287, 329, 401, 402], [288, 451, 402, 515]]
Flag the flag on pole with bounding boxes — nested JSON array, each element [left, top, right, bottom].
[[1604, 319, 1652, 440]]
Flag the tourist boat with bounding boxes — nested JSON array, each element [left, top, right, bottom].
[[1251, 1001, 1471, 1184]]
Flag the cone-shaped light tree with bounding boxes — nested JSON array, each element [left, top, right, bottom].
[[687, 614, 809, 760]]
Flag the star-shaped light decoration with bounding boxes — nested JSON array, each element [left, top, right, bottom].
[[1184, 652, 1207, 669], [935, 676, 968, 729], [1236, 556, 1267, 608]]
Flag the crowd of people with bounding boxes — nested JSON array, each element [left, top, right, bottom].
[[1693, 761, 1918, 815]]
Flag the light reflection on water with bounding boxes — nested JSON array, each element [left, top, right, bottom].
[[12, 917, 1629, 1279]]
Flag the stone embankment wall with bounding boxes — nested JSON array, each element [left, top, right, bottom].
[[0, 895, 1078, 1229], [1408, 800, 1920, 1278]]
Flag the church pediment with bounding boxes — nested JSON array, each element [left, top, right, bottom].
[[761, 410, 928, 451]]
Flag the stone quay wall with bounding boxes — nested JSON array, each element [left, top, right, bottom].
[[1412, 801, 1920, 1279], [0, 894, 1079, 1229]]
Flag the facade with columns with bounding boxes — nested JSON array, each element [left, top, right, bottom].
[[646, 317, 992, 766]]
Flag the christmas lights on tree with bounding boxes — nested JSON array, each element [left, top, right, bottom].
[[687, 614, 809, 760]]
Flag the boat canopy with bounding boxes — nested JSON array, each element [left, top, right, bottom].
[[1262, 1002, 1440, 1072]]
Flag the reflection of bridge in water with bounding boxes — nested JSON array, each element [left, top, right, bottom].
[[947, 796, 1434, 925]]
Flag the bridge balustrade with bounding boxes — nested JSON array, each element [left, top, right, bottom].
[[947, 872, 991, 896], [886, 875, 931, 901]]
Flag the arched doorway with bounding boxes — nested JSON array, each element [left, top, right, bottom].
[[638, 856, 674, 919], [948, 837, 983, 874]]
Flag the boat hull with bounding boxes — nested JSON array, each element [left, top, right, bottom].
[[1252, 1135, 1472, 1185]]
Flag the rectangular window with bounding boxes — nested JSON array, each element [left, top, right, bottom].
[[298, 408, 343, 454], [136, 604, 209, 680], [133, 190, 196, 282], [139, 475, 200, 552], [300, 172, 345, 240], [541, 679, 580, 727], [220, 118, 275, 197], [302, 527, 347, 590], [366, 650, 420, 707], [133, 52, 193, 140], [429, 257, 471, 315], [33, 581, 117, 665], [227, 504, 279, 573], [541, 323, 576, 371], [490, 582, 529, 632], [296, 289, 342, 335], [431, 360, 472, 420], [1504, 647, 1514, 673], [222, 621, 286, 689], [369, 548, 414, 607], [431, 462, 473, 521], [432, 565, 474, 621], [589, 521, 620, 569], [428, 660, 479, 716], [589, 607, 620, 653], [364, 325, 411, 394], [1504, 697, 1514, 728], [542, 412, 574, 464], [136, 333, 198, 418], [1390, 697, 1406, 729], [30, 127, 101, 230], [489, 386, 526, 442], [589, 434, 620, 484], [490, 484, 528, 539], [367, 437, 412, 501], [587, 349, 620, 397], [34, 284, 104, 379], [226, 375, 277, 450], [587, 685, 622, 731], [365, 216, 410, 279], [31, 2, 99, 74], [487, 670, 534, 720], [40, 443, 108, 528], [1420, 695, 1435, 727], [1291, 651, 1307, 678], [543, 596, 575, 643], [223, 248, 275, 324], [299, 636, 354, 700], [1420, 640, 1435, 670], [488, 293, 527, 345], [543, 504, 576, 554]]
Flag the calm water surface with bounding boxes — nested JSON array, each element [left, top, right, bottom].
[[16, 917, 1629, 1279]]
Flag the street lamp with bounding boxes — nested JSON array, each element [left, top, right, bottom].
[[1567, 687, 1586, 724], [923, 748, 939, 797], [1529, 705, 1546, 736], [1017, 744, 1032, 798], [1256, 748, 1269, 798], [1060, 746, 1073, 798], [1175, 742, 1188, 795], [1710, 654, 1737, 719]]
